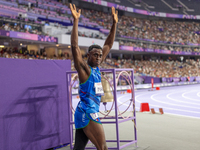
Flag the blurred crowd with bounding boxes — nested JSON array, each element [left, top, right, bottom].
[[119, 40, 200, 52], [101, 58, 200, 78], [72, 58, 200, 79], [0, 48, 69, 60], [1, 47, 199, 78], [0, 23, 42, 34], [81, 9, 200, 45], [2, 0, 200, 46], [117, 16, 200, 45], [2, 0, 200, 47], [1, 1, 200, 79]]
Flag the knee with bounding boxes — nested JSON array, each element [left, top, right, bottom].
[[103, 144, 108, 150], [98, 144, 107, 150]]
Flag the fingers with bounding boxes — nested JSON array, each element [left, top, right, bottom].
[[112, 6, 114, 14], [78, 9, 81, 14], [70, 3, 73, 10], [111, 6, 118, 15], [70, 3, 81, 14], [73, 4, 76, 10], [70, 3, 77, 11]]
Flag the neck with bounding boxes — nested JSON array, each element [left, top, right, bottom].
[[90, 65, 97, 69], [88, 62, 98, 68]]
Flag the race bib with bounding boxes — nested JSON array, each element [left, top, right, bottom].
[[94, 82, 104, 95], [90, 113, 99, 120]]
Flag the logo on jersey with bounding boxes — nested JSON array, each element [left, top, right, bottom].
[[90, 113, 98, 120], [82, 113, 85, 122]]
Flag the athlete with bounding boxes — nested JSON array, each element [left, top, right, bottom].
[[70, 3, 118, 150]]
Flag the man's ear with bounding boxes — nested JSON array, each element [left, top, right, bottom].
[[87, 53, 89, 58]]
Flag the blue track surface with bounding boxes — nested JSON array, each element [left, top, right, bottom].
[[72, 84, 200, 119]]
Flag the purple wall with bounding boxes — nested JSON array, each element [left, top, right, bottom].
[[0, 58, 71, 150]]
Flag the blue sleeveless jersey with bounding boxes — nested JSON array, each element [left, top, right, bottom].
[[76, 66, 102, 114], [74, 66, 102, 129]]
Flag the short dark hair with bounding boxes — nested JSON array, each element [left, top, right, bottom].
[[88, 45, 102, 52]]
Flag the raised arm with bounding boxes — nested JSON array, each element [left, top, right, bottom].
[[70, 4, 82, 68], [70, 4, 90, 83], [101, 7, 118, 63]]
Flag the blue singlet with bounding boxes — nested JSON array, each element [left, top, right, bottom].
[[74, 66, 102, 129]]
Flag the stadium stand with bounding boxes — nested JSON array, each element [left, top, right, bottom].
[[1, 1, 200, 150], [1, 46, 200, 78], [0, 0, 200, 80]]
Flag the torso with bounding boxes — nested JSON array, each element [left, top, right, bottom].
[[77, 66, 102, 114]]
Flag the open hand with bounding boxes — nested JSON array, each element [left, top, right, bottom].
[[70, 3, 81, 20], [112, 7, 118, 23]]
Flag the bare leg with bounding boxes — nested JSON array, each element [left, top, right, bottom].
[[83, 120, 107, 150]]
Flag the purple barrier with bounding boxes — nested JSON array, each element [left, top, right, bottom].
[[119, 46, 133, 51], [120, 35, 200, 47], [161, 77, 167, 82], [162, 77, 198, 83], [0, 1, 18, 7], [195, 77, 200, 81], [119, 46, 144, 52], [145, 48, 154, 53], [0, 58, 71, 150], [162, 77, 173, 83], [27, 12, 46, 18], [172, 51, 193, 55], [155, 49, 171, 54], [189, 77, 195, 82], [38, 35, 58, 43], [0, 8, 18, 15], [180, 77, 187, 82], [172, 77, 180, 83], [120, 45, 200, 56], [48, 16, 62, 21], [27, 15, 37, 20], [138, 76, 200, 84], [9, 31, 58, 43], [0, 29, 9, 36], [141, 76, 161, 84], [99, 28, 109, 34], [133, 47, 144, 52], [10, 31, 38, 40]]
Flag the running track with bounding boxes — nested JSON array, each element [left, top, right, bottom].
[[72, 84, 200, 119]]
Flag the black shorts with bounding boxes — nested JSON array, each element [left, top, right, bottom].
[[73, 128, 89, 150]]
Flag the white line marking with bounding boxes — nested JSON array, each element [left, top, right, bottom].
[[167, 92, 200, 105], [117, 94, 131, 107], [181, 91, 200, 101], [151, 93, 200, 109], [197, 92, 200, 97], [135, 93, 200, 114]]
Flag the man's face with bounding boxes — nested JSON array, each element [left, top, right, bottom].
[[87, 48, 103, 67]]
